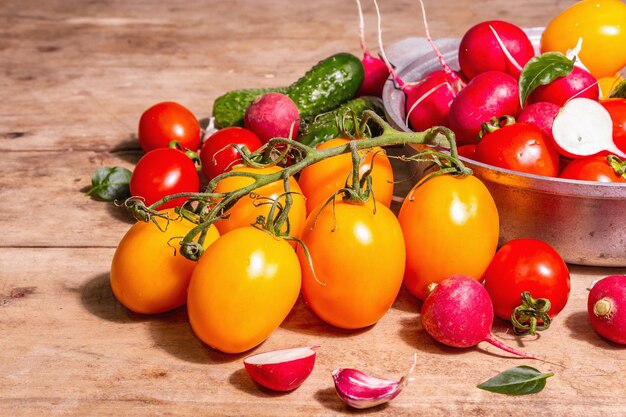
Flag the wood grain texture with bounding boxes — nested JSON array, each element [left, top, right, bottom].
[[3, 0, 626, 415]]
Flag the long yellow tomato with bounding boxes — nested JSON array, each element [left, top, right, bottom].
[[187, 226, 301, 354], [541, 0, 626, 79], [398, 174, 499, 301], [110, 209, 219, 314], [297, 199, 405, 329], [212, 165, 306, 239], [298, 138, 394, 214]]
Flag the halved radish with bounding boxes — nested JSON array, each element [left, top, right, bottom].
[[243, 346, 318, 391], [551, 98, 626, 159]]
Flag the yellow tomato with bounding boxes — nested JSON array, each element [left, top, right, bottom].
[[298, 138, 394, 214], [212, 165, 306, 239], [540, 0, 626, 79], [110, 209, 219, 314], [297, 199, 405, 329], [187, 227, 301, 354], [598, 73, 624, 99], [398, 174, 499, 301]]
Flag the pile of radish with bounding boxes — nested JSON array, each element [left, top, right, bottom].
[[382, 0, 626, 183]]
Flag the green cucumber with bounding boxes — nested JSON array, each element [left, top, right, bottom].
[[298, 96, 385, 147], [212, 87, 287, 128], [212, 52, 364, 129]]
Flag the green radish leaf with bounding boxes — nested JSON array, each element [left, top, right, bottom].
[[518, 52, 575, 108], [477, 366, 554, 396], [86, 166, 132, 201], [609, 78, 626, 99]]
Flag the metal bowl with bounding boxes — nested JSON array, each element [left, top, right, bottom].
[[382, 28, 626, 267]]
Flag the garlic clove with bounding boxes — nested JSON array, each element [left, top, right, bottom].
[[332, 353, 417, 409]]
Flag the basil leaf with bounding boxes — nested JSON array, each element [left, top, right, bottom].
[[477, 366, 554, 395], [609, 79, 626, 99], [519, 52, 574, 108], [86, 166, 132, 201]]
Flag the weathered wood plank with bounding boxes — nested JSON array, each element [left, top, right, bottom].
[[1, 247, 625, 416]]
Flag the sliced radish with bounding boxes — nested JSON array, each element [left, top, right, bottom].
[[243, 346, 318, 392], [552, 98, 626, 159]]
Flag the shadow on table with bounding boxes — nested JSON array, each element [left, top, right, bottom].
[[563, 310, 626, 350], [77, 272, 239, 364]]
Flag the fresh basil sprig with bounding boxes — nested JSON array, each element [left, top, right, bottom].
[[86, 166, 132, 201], [477, 366, 554, 395], [518, 52, 574, 108]]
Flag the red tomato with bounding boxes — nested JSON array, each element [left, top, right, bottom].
[[200, 127, 263, 180], [601, 98, 626, 155], [298, 138, 394, 214], [474, 122, 560, 177], [483, 238, 571, 322], [130, 148, 200, 209], [297, 199, 405, 329], [138, 102, 201, 153], [559, 155, 626, 183], [398, 174, 499, 301], [457, 144, 477, 160]]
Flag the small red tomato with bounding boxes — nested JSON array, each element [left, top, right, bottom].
[[130, 148, 200, 209], [200, 127, 263, 180], [601, 98, 626, 155], [457, 144, 477, 160], [483, 238, 571, 322], [559, 155, 626, 183], [138, 102, 201, 153], [474, 122, 560, 177]]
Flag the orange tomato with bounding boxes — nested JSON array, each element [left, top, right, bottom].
[[297, 199, 405, 329], [398, 174, 499, 300], [540, 0, 626, 79], [212, 165, 306, 239], [598, 74, 624, 99], [187, 227, 301, 354], [297, 138, 394, 214], [110, 209, 219, 314]]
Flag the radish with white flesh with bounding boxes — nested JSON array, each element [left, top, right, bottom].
[[448, 71, 520, 144], [374, 0, 464, 132], [588, 275, 626, 345], [421, 275, 539, 359], [244, 92, 300, 144], [518, 101, 560, 142], [332, 354, 416, 410], [243, 346, 318, 391], [552, 98, 626, 159], [528, 66, 599, 107], [354, 0, 389, 97], [458, 20, 535, 80]]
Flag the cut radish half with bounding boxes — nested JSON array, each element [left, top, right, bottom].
[[243, 346, 318, 392], [552, 98, 626, 159]]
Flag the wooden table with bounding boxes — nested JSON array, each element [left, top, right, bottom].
[[2, 0, 625, 415]]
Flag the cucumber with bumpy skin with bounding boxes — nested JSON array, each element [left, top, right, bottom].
[[212, 52, 364, 129], [212, 87, 287, 128], [298, 96, 385, 147]]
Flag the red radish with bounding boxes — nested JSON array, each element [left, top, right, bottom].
[[332, 354, 416, 409], [528, 66, 599, 107], [588, 275, 626, 345], [458, 20, 535, 80], [421, 275, 539, 359], [518, 101, 560, 142], [354, 0, 389, 97], [448, 71, 520, 144], [374, 0, 464, 132], [244, 92, 300, 144], [243, 346, 318, 391], [552, 98, 626, 159]]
